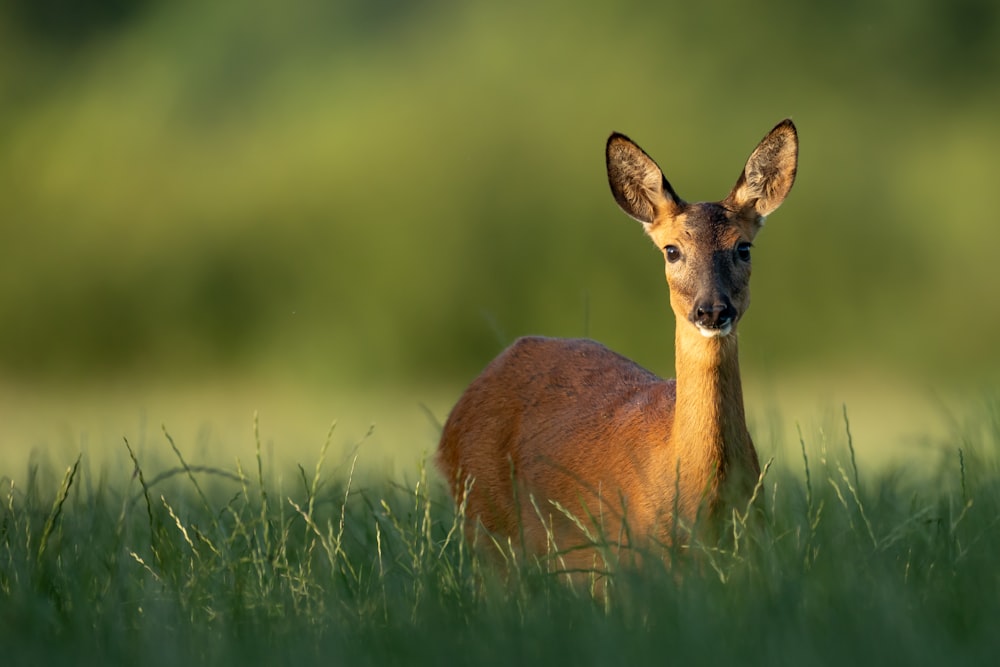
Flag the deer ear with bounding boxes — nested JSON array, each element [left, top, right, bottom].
[[606, 133, 683, 225], [726, 119, 798, 220]]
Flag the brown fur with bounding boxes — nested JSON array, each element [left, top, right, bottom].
[[436, 120, 798, 573]]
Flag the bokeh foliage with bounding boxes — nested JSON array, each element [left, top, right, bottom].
[[1, 0, 999, 388]]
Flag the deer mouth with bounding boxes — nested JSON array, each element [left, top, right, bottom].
[[695, 321, 734, 338]]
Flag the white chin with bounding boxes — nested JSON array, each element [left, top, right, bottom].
[[696, 323, 732, 338]]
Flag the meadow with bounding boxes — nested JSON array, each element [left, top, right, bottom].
[[2, 1, 1000, 663], [3, 397, 999, 666]]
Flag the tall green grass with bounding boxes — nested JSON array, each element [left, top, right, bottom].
[[2, 404, 999, 666]]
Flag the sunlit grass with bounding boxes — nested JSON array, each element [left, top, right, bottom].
[[2, 397, 999, 665], [0, 372, 965, 487]]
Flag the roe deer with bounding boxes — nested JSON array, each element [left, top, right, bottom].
[[436, 120, 798, 573]]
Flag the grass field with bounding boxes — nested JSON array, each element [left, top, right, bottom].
[[3, 2, 999, 662], [3, 396, 999, 666]]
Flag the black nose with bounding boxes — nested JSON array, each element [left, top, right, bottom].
[[692, 301, 737, 330]]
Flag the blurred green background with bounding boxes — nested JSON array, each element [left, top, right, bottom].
[[1, 0, 999, 469]]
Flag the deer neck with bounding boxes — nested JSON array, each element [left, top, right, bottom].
[[671, 324, 756, 513]]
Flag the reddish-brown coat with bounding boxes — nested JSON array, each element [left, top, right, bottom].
[[436, 120, 798, 572]]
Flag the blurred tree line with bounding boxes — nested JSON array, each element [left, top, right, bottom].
[[3, 0, 153, 46], [0, 0, 998, 390]]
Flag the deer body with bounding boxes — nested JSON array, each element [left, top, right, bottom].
[[437, 121, 798, 568]]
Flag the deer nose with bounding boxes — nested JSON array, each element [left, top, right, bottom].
[[691, 300, 737, 331]]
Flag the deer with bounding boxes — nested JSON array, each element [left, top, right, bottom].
[[436, 120, 798, 578]]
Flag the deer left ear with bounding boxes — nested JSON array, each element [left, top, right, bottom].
[[606, 132, 685, 226], [726, 119, 798, 220]]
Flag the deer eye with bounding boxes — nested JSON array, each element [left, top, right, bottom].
[[664, 245, 681, 263], [736, 242, 752, 262]]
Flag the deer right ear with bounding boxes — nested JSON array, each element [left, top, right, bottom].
[[726, 119, 798, 220], [606, 133, 684, 225]]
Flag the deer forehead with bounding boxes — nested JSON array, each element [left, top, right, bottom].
[[647, 203, 755, 250]]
